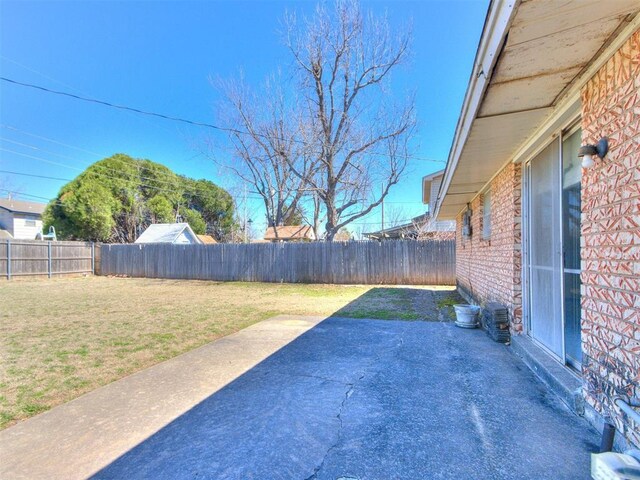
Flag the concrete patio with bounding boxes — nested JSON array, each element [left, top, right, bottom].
[[0, 315, 599, 479]]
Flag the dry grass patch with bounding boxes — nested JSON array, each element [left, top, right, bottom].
[[0, 277, 453, 428]]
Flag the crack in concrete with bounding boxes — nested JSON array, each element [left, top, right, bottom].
[[303, 381, 354, 480], [268, 371, 349, 385], [304, 326, 408, 480]]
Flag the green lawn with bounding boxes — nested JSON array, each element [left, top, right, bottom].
[[0, 276, 457, 429]]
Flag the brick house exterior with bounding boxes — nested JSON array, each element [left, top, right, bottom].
[[455, 162, 523, 333], [433, 1, 640, 450], [580, 31, 640, 447]]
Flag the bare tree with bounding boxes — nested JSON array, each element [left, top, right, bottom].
[[284, 0, 415, 240], [215, 0, 414, 241], [0, 177, 22, 199], [215, 75, 321, 238], [385, 205, 409, 228]]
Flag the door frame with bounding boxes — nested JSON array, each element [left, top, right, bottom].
[[521, 116, 581, 367], [560, 122, 583, 370]]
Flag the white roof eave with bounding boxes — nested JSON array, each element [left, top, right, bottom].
[[433, 0, 517, 221]]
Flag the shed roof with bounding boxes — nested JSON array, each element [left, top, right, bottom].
[[264, 225, 316, 241], [197, 234, 217, 244], [0, 198, 47, 215], [135, 223, 202, 244], [435, 0, 640, 220]]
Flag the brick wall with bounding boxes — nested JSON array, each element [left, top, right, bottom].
[[455, 161, 523, 332], [580, 30, 640, 447]]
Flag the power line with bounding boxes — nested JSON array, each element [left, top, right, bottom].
[[1, 55, 87, 96], [0, 149, 222, 202], [0, 178, 422, 228], [0, 169, 71, 182], [1, 76, 446, 164], [1, 125, 212, 191], [0, 147, 84, 172], [0, 187, 419, 228], [0, 76, 258, 135], [0, 55, 176, 136], [2, 124, 107, 158], [0, 188, 56, 203], [0, 134, 206, 191], [1, 169, 426, 215], [1, 134, 426, 206]]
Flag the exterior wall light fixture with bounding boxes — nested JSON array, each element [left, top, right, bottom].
[[578, 137, 608, 168]]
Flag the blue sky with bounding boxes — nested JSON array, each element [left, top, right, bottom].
[[0, 0, 488, 236]]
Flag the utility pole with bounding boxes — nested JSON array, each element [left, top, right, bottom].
[[243, 184, 248, 243], [381, 183, 385, 238]]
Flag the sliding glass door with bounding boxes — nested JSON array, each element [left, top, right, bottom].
[[524, 127, 582, 367], [527, 138, 563, 357]]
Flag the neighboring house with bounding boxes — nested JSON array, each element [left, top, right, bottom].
[[364, 212, 455, 240], [421, 170, 457, 234], [364, 170, 455, 240], [433, 1, 640, 449], [196, 234, 217, 244], [0, 198, 46, 240], [264, 225, 316, 242], [135, 223, 202, 244]]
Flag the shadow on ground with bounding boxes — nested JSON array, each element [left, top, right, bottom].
[[88, 287, 598, 480], [335, 287, 463, 321]]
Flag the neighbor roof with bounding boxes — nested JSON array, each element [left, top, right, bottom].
[[264, 225, 316, 241], [197, 234, 217, 244], [0, 198, 47, 215], [434, 0, 640, 220], [422, 169, 444, 206], [135, 223, 202, 244], [364, 212, 431, 239]]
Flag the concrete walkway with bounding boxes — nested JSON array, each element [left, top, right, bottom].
[[0, 315, 599, 479]]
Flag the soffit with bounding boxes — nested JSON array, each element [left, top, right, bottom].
[[437, 0, 639, 220], [438, 108, 551, 219]]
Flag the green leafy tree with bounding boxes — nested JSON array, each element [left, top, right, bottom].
[[44, 153, 235, 242], [44, 181, 118, 241], [182, 178, 236, 238], [147, 196, 175, 223], [179, 208, 206, 235]]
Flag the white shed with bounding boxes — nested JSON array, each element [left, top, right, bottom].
[[135, 223, 202, 244]]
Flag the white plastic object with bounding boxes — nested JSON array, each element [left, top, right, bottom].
[[591, 452, 640, 480], [453, 304, 480, 329]]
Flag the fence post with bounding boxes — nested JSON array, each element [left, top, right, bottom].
[[6, 240, 11, 280], [91, 242, 95, 275], [48, 241, 52, 278]]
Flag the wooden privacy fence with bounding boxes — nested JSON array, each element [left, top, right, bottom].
[[99, 240, 456, 285], [1, 240, 95, 279]]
